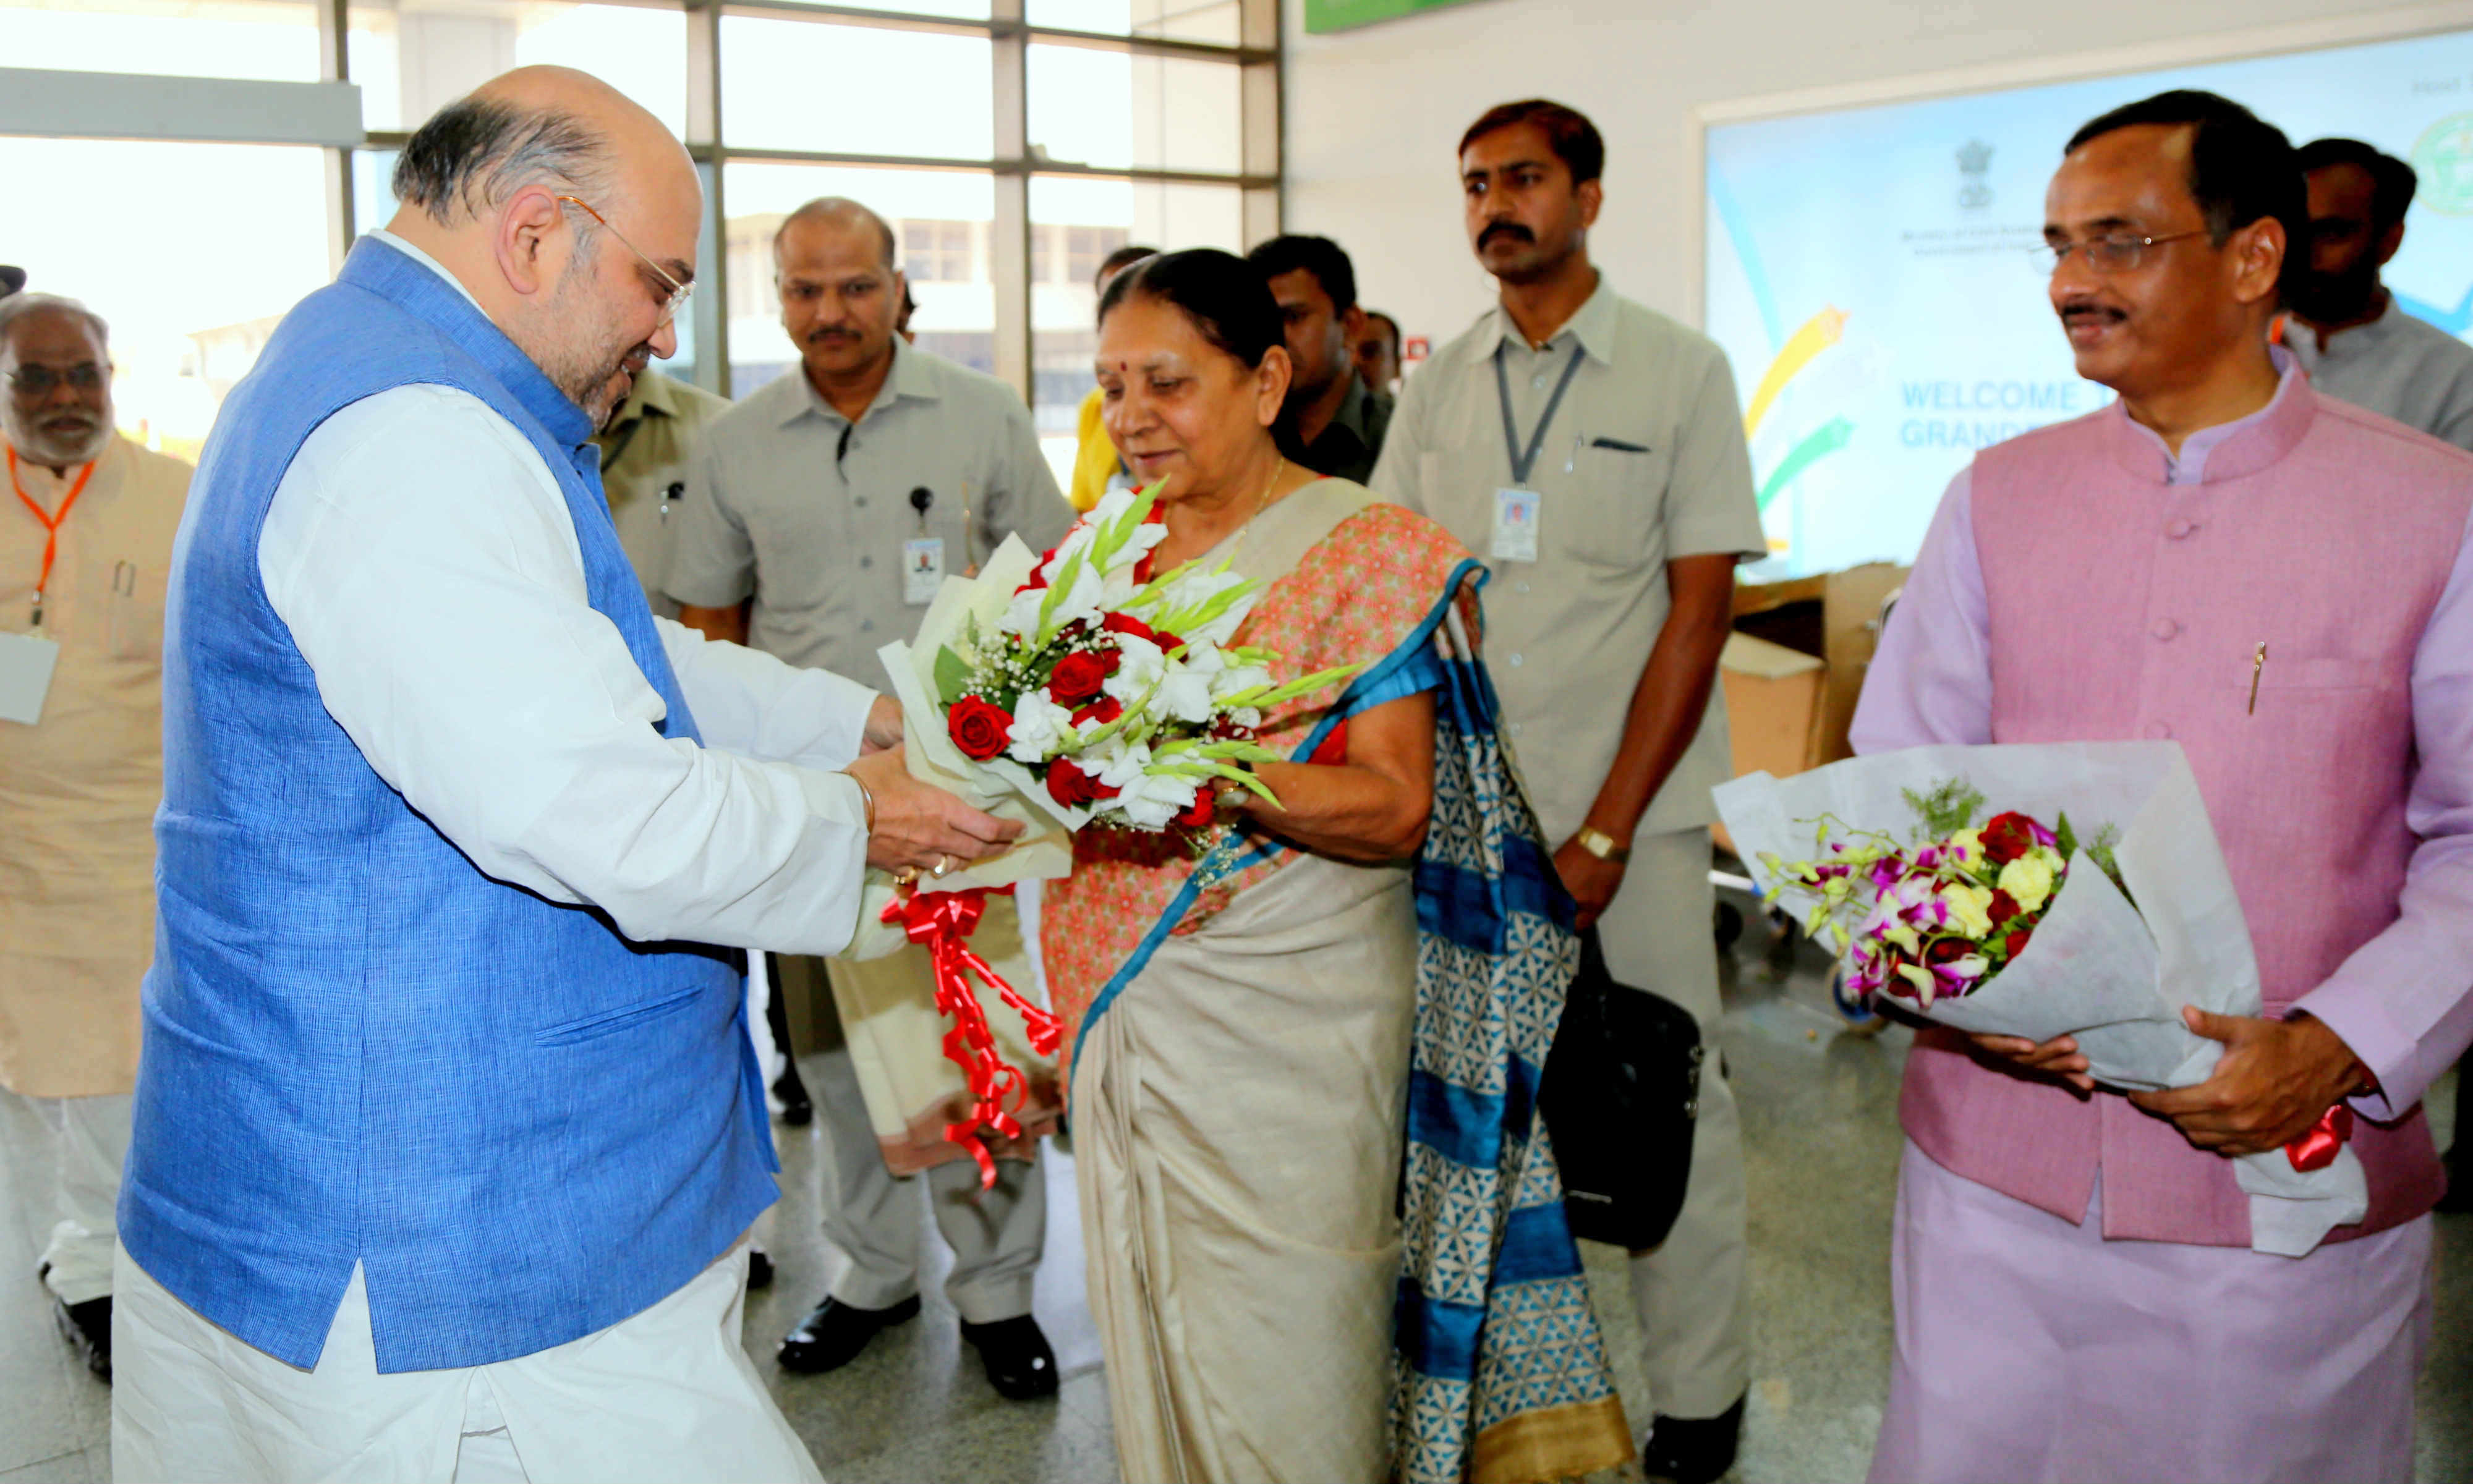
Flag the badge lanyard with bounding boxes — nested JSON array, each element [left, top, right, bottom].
[[7, 444, 97, 629], [1494, 341, 1586, 486]]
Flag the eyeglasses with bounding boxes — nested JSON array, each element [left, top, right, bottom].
[[554, 195, 692, 326], [2031, 229, 2208, 277], [6, 363, 107, 396]]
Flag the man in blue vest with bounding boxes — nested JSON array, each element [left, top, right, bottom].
[[108, 67, 1018, 1482]]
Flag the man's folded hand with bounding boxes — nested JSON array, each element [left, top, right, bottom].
[[845, 747, 1024, 875]]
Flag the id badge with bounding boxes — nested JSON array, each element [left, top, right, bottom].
[[0, 629, 62, 726], [1491, 488, 1541, 563], [902, 536, 946, 606]]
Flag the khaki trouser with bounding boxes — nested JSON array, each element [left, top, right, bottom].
[[1597, 826, 1751, 1422], [805, 954, 1045, 1323]]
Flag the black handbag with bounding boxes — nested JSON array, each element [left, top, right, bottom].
[[1538, 928, 1704, 1251]]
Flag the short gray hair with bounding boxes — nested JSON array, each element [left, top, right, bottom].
[[391, 96, 613, 228], [0, 292, 109, 352]]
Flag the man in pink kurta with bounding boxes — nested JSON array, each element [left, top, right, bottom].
[[1853, 91, 2473, 1484]]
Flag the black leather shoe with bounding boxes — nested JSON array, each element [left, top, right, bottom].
[[53, 1293, 111, 1382], [746, 1248, 774, 1290], [1641, 1396, 1743, 1484], [961, 1315, 1059, 1401], [777, 1294, 918, 1373], [772, 1061, 813, 1126]]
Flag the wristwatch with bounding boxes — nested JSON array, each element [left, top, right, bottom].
[[1574, 826, 1630, 863]]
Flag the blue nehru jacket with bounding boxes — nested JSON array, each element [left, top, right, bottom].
[[120, 237, 777, 1374]]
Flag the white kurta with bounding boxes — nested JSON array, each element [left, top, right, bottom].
[[114, 234, 880, 1481], [0, 435, 189, 1098]]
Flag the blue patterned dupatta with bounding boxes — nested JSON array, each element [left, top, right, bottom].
[[1070, 558, 1632, 1483], [1388, 563, 1634, 1484]]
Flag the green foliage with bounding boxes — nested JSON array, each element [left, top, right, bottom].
[[933, 644, 974, 708], [1901, 778, 1986, 841]]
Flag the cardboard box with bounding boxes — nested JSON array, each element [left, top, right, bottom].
[[1720, 632, 1827, 782], [1730, 561, 1909, 770]]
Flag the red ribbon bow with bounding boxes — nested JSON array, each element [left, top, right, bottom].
[[879, 884, 1064, 1189], [2285, 1103, 2354, 1174]]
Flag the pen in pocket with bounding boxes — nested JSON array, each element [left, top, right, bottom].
[[2247, 641, 2268, 715]]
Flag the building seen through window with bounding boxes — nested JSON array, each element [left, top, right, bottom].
[[1, 0, 1272, 477]]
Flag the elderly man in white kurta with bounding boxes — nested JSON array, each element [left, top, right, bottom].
[[0, 292, 189, 1383]]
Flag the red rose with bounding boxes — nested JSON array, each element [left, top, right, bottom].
[[1173, 788, 1217, 829], [1047, 648, 1118, 706], [947, 696, 1013, 761], [1045, 757, 1120, 809], [1100, 611, 1157, 645], [1986, 889, 2021, 925], [1925, 938, 1969, 965], [2003, 927, 2033, 959], [1072, 695, 1124, 728], [1981, 811, 2045, 865]]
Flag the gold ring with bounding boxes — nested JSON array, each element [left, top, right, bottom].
[[932, 855, 953, 878], [894, 866, 919, 885]]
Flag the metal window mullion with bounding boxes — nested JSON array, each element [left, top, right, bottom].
[[687, 1, 730, 395], [318, 0, 354, 275], [992, 0, 1030, 402], [1241, 0, 1279, 242]]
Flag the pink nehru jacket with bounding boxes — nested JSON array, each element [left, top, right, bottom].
[[1854, 362, 2473, 1247]]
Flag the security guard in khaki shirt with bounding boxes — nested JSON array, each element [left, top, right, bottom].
[[1, 294, 192, 1381], [594, 365, 731, 619], [664, 198, 1075, 1401], [1371, 101, 1765, 1484]]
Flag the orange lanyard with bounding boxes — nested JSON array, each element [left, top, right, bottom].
[[8, 444, 96, 629]]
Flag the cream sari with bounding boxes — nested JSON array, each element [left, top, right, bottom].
[[1045, 480, 1632, 1484]]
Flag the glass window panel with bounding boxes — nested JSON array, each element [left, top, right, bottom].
[[351, 2, 688, 138], [1028, 175, 1240, 482], [753, 0, 990, 16], [352, 146, 705, 387], [0, 0, 320, 81], [3, 137, 333, 462], [1026, 0, 1241, 46], [1028, 45, 1241, 174], [720, 17, 991, 159], [723, 163, 995, 396]]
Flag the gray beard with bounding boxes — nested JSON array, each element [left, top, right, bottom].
[[3, 410, 111, 469]]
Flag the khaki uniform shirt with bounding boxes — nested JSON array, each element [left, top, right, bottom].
[[2284, 302, 2473, 454], [1, 435, 191, 1096], [666, 339, 1076, 678], [1371, 276, 1765, 846], [594, 369, 733, 619]]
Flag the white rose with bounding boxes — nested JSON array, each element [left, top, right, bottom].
[[1154, 663, 1217, 724], [1005, 689, 1076, 763], [1109, 770, 1197, 829], [1102, 634, 1166, 705]]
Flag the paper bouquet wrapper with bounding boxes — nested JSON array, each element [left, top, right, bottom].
[[1714, 740, 2367, 1257], [829, 534, 1071, 1169], [844, 532, 1079, 964], [827, 891, 1059, 1174]]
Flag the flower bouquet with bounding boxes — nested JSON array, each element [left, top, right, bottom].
[[1714, 741, 2367, 1257], [843, 482, 1356, 1184], [921, 480, 1358, 834]]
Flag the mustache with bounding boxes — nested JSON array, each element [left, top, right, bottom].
[[803, 326, 863, 345], [1478, 221, 1534, 250], [2057, 298, 2127, 326]]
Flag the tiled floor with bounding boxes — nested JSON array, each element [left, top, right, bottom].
[[6, 914, 2469, 1482]]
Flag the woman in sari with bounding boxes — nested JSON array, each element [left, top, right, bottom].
[[1041, 250, 1634, 1484]]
